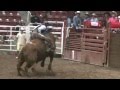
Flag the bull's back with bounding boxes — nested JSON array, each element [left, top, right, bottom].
[[31, 39, 46, 50]]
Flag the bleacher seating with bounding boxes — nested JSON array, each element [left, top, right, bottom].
[[0, 11, 23, 35], [0, 11, 22, 26], [30, 11, 70, 21]]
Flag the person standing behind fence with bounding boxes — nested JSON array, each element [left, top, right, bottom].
[[66, 16, 72, 38], [16, 27, 26, 59], [108, 11, 118, 33], [84, 12, 90, 22], [15, 20, 25, 34], [90, 13, 99, 23], [73, 11, 83, 32]]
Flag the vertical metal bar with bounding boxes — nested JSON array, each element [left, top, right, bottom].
[[61, 22, 64, 55], [27, 11, 32, 24], [10, 27, 12, 50]]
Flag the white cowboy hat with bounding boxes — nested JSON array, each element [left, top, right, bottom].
[[112, 11, 116, 13], [111, 11, 117, 15], [76, 11, 81, 14], [92, 13, 96, 16]]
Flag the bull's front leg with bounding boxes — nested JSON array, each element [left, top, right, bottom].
[[41, 57, 46, 67], [17, 59, 25, 76], [48, 55, 53, 71]]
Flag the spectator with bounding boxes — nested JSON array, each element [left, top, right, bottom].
[[16, 27, 26, 59], [84, 12, 90, 22], [90, 13, 99, 22], [108, 11, 118, 24], [90, 13, 99, 39], [66, 16, 72, 38], [67, 16, 72, 27], [73, 11, 82, 32], [30, 13, 40, 26], [108, 11, 118, 33], [15, 20, 25, 31], [90, 13, 99, 27], [103, 12, 111, 27], [83, 12, 91, 28]]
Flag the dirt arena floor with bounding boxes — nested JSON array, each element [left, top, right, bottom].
[[1, 53, 120, 79]]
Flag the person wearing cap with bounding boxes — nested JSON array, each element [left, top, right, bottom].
[[73, 11, 82, 32], [90, 13, 99, 27], [108, 11, 118, 24], [16, 27, 26, 58], [84, 12, 90, 22], [103, 12, 111, 27], [67, 15, 72, 27], [15, 20, 25, 33], [108, 11, 118, 29], [66, 15, 72, 38], [90, 13, 99, 22]]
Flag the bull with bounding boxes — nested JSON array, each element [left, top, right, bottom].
[[17, 32, 57, 76]]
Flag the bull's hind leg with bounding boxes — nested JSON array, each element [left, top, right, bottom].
[[31, 62, 38, 73], [17, 59, 25, 76], [48, 55, 53, 71]]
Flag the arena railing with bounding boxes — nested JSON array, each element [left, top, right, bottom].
[[0, 21, 65, 55]]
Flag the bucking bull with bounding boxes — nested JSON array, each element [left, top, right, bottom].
[[17, 29, 57, 76]]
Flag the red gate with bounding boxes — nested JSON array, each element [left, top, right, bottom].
[[63, 27, 108, 66]]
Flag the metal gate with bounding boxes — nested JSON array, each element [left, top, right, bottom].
[[0, 21, 65, 55], [63, 28, 108, 66]]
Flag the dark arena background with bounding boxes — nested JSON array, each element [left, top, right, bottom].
[[1, 11, 120, 79]]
